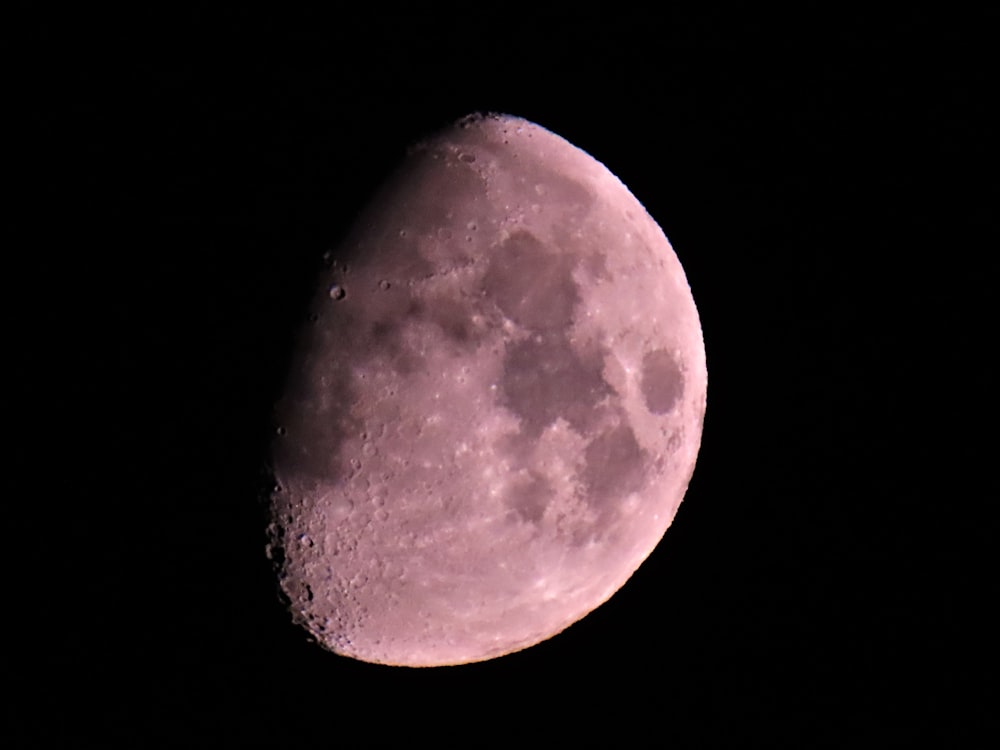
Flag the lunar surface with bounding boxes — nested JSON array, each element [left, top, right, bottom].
[[268, 113, 707, 666]]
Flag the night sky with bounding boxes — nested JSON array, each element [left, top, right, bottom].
[[14, 8, 993, 744]]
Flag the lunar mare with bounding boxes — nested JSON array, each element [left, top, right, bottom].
[[269, 113, 707, 666]]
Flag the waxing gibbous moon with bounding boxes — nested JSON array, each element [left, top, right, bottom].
[[268, 113, 707, 667]]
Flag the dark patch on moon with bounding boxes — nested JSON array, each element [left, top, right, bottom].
[[274, 360, 363, 483], [405, 297, 425, 318], [581, 250, 611, 282], [420, 292, 480, 346], [369, 318, 422, 375], [370, 319, 397, 344], [482, 230, 580, 332], [499, 333, 611, 437], [582, 423, 648, 507], [506, 472, 551, 523], [640, 348, 685, 415]]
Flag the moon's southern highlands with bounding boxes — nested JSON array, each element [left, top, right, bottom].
[[268, 113, 707, 666]]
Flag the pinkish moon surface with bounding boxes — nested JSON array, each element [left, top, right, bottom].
[[268, 113, 707, 667]]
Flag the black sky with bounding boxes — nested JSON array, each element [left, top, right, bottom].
[[13, 8, 995, 745]]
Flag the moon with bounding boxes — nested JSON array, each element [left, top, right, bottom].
[[268, 113, 707, 667]]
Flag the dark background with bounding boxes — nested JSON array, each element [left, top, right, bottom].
[[14, 8, 994, 745]]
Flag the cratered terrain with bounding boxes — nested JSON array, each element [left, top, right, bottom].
[[269, 113, 707, 666]]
